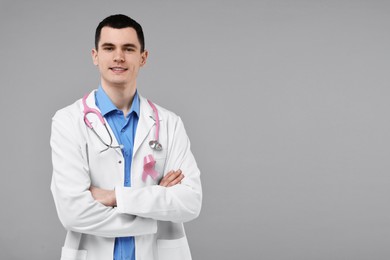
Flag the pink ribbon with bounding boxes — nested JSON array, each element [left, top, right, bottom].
[[142, 154, 159, 182]]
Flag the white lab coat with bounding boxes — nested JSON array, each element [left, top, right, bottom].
[[50, 90, 202, 260]]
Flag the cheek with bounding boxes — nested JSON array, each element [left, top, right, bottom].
[[96, 54, 111, 66]]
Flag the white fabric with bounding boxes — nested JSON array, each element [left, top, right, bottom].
[[51, 90, 202, 260]]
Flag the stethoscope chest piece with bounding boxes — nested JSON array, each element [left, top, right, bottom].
[[149, 140, 162, 151]]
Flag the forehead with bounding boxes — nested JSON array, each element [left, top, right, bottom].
[[99, 27, 140, 47]]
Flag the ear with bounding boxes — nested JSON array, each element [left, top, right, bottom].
[[92, 48, 98, 66], [140, 50, 149, 67]]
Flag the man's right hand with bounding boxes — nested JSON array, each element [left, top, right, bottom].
[[159, 169, 184, 187]]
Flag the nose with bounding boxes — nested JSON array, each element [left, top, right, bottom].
[[113, 50, 125, 62]]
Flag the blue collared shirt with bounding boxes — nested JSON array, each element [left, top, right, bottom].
[[95, 86, 139, 260]]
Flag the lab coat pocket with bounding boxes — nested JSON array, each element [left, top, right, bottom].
[[60, 247, 87, 260], [157, 237, 191, 260]]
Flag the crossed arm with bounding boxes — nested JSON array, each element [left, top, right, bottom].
[[51, 110, 201, 236], [90, 170, 184, 207]]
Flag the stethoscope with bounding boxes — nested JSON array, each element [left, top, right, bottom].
[[82, 93, 162, 153]]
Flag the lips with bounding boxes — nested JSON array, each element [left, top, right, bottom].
[[110, 67, 128, 72]]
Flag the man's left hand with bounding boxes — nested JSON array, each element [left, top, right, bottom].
[[90, 169, 184, 207]]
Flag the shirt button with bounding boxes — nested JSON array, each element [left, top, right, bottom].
[[121, 129, 125, 133]]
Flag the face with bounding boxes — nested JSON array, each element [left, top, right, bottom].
[[92, 27, 148, 90]]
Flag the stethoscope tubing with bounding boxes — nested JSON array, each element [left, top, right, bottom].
[[82, 92, 162, 152], [147, 99, 160, 142]]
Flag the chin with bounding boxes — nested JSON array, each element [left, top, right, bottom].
[[102, 76, 133, 88], [107, 78, 128, 85]]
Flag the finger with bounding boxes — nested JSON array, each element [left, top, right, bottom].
[[159, 170, 181, 187], [167, 174, 185, 187], [163, 170, 175, 179], [159, 170, 175, 186], [164, 170, 182, 183]]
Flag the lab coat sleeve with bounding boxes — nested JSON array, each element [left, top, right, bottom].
[[50, 109, 157, 238], [115, 116, 202, 223]]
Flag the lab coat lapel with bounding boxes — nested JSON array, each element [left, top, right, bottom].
[[133, 96, 155, 156]]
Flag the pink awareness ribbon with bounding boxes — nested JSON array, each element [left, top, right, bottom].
[[142, 154, 159, 182]]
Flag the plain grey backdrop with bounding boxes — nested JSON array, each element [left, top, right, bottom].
[[1, 0, 389, 259]]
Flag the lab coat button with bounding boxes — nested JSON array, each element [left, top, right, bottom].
[[118, 160, 122, 164]]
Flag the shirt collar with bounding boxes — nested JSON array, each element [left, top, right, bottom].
[[95, 85, 140, 117]]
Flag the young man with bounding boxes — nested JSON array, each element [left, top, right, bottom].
[[50, 14, 202, 260]]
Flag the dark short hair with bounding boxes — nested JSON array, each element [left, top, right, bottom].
[[95, 14, 145, 52]]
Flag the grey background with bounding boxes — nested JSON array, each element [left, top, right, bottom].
[[0, 0, 389, 259]]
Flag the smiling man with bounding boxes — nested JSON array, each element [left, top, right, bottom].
[[50, 14, 202, 260]]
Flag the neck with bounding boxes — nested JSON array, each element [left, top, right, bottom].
[[101, 82, 136, 115]]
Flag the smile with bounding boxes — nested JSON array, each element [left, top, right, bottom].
[[110, 67, 128, 72]]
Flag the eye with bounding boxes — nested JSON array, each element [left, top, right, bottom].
[[103, 47, 114, 51], [125, 48, 135, 52]]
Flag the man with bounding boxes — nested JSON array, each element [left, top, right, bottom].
[[50, 14, 202, 260]]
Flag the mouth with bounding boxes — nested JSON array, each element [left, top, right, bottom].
[[110, 67, 128, 73]]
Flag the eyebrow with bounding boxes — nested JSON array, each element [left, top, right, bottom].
[[100, 43, 138, 49], [123, 43, 138, 49]]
